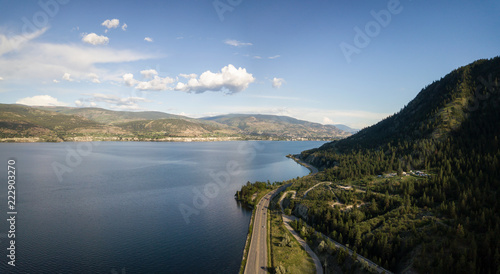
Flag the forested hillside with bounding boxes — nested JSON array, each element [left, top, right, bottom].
[[288, 57, 500, 273]]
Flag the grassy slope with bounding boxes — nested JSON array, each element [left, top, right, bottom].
[[269, 207, 315, 273], [35, 106, 193, 124], [114, 118, 235, 137], [0, 104, 109, 140], [3, 105, 352, 141]]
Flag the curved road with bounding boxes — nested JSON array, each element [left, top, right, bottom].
[[303, 181, 332, 198], [279, 191, 323, 274]]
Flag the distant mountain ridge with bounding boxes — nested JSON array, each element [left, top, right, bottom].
[[333, 124, 358, 134], [35, 106, 196, 124], [0, 105, 350, 142], [202, 114, 351, 139]]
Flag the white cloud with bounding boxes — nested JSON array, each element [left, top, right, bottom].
[[179, 73, 197, 79], [62, 72, 73, 82], [0, 27, 47, 56], [123, 72, 175, 91], [224, 39, 253, 47], [88, 73, 100, 84], [144, 37, 153, 42], [16, 95, 68, 106], [82, 33, 109, 45], [136, 76, 175, 91], [268, 55, 281, 59], [102, 19, 120, 29], [323, 117, 334, 124], [140, 69, 158, 79], [123, 73, 138, 87], [76, 93, 150, 110], [53, 79, 60, 83], [253, 56, 262, 59], [272, 77, 285, 88], [0, 29, 157, 82], [121, 23, 127, 31], [0, 76, 3, 81], [175, 64, 255, 94], [124, 65, 255, 93]]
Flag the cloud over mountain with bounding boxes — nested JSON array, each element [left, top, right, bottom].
[[175, 64, 255, 94], [17, 95, 68, 106]]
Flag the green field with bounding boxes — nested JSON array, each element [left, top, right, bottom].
[[269, 205, 315, 274]]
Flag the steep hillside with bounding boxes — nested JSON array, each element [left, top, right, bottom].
[[291, 57, 500, 273], [304, 57, 500, 166], [203, 114, 350, 139]]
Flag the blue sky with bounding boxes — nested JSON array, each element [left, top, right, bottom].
[[0, 0, 499, 128]]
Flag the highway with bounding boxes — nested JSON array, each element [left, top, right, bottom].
[[244, 189, 275, 274]]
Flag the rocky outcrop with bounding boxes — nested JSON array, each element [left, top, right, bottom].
[[293, 203, 309, 221]]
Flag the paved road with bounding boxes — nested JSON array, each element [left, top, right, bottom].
[[244, 190, 275, 274], [244, 184, 292, 274], [279, 191, 323, 274], [303, 181, 332, 198]]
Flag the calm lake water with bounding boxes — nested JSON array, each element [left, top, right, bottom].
[[0, 141, 325, 273]]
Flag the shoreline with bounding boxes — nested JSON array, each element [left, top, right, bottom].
[[0, 137, 336, 144], [286, 154, 319, 174]]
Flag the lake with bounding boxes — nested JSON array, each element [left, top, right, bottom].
[[0, 141, 325, 273]]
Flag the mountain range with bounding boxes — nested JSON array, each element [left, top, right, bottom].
[[0, 105, 350, 142], [332, 124, 359, 134]]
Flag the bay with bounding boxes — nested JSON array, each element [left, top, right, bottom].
[[0, 141, 325, 273]]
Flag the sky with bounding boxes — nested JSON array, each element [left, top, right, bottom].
[[0, 0, 499, 129]]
